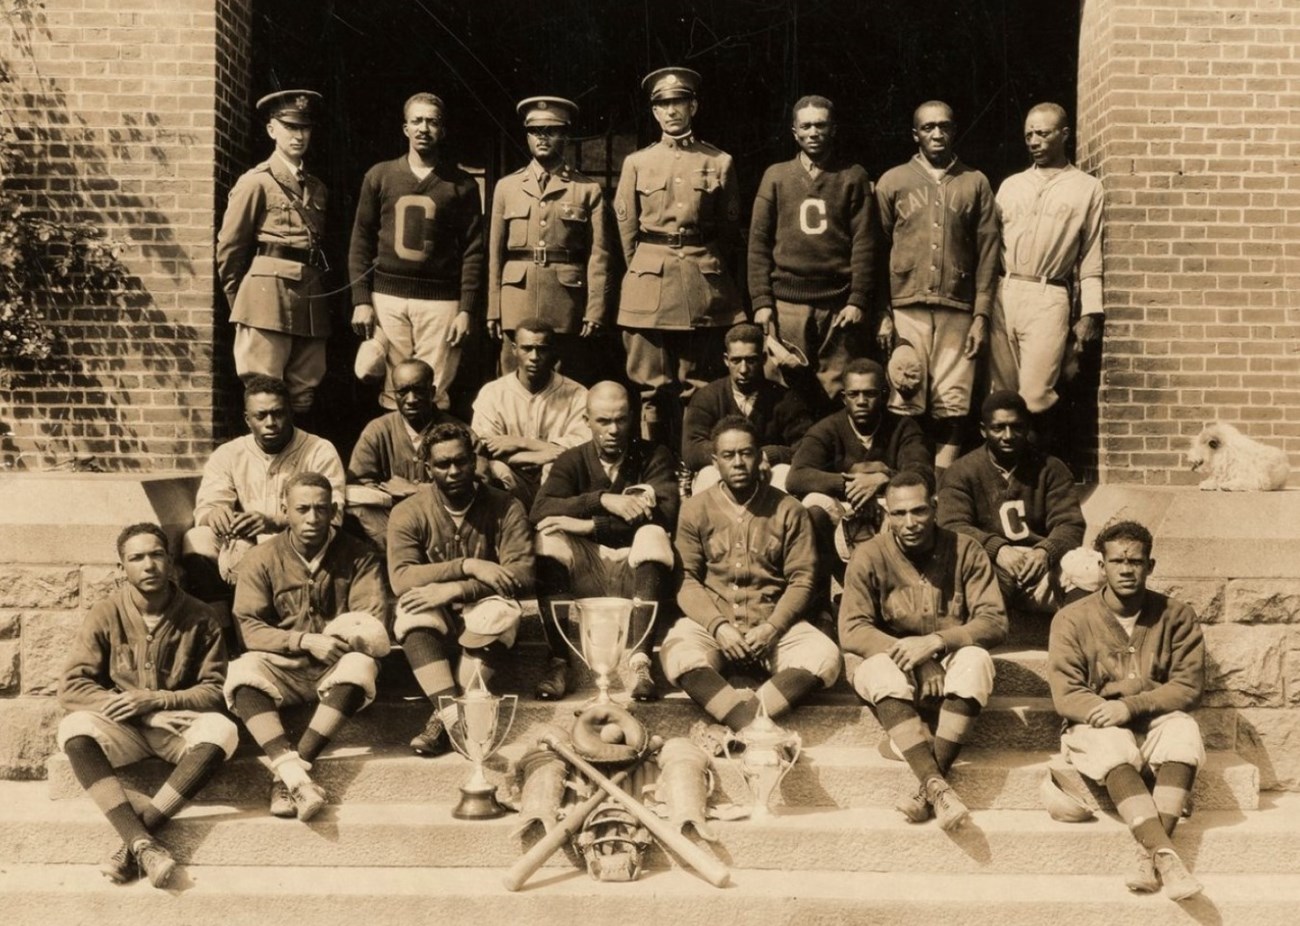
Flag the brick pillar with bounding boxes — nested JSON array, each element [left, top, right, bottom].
[[1077, 0, 1300, 486], [0, 0, 253, 472]]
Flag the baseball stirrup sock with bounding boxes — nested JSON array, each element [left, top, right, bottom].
[[755, 668, 820, 720], [299, 683, 369, 763], [1104, 764, 1173, 852], [872, 697, 943, 784], [1153, 761, 1197, 836], [231, 686, 291, 761], [678, 667, 754, 730], [141, 742, 226, 831], [934, 695, 982, 774], [401, 627, 456, 703], [62, 735, 150, 847]]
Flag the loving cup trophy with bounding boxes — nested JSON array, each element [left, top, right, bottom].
[[738, 701, 802, 819], [550, 597, 657, 704], [438, 666, 518, 819]]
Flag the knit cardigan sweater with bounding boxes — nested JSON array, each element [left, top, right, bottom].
[[681, 377, 814, 471], [1048, 590, 1204, 723], [785, 409, 932, 499], [937, 446, 1084, 566], [346, 410, 467, 487], [747, 156, 876, 308]]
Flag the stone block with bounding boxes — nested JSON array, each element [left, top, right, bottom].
[[1192, 707, 1238, 751], [1235, 708, 1300, 791], [0, 566, 79, 609], [1225, 579, 1300, 624], [1287, 650, 1300, 708], [80, 565, 122, 607], [0, 612, 18, 639], [1202, 625, 1291, 708], [1147, 578, 1224, 622], [19, 612, 84, 696], [0, 697, 61, 780], [0, 640, 19, 692]]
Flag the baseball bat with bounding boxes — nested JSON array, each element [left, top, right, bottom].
[[539, 732, 732, 889], [502, 762, 640, 892]]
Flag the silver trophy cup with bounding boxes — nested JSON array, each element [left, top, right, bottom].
[[549, 597, 657, 704], [437, 666, 518, 819]]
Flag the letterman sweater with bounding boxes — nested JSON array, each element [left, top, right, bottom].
[[785, 409, 932, 500], [748, 156, 876, 308], [348, 156, 485, 314]]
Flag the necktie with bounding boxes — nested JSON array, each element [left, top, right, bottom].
[[538, 171, 550, 193]]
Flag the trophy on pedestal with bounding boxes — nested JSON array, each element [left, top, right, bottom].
[[549, 597, 657, 704], [438, 666, 518, 819], [738, 701, 802, 819]]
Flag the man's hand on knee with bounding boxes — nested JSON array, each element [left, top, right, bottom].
[[915, 660, 946, 700], [145, 710, 200, 735], [743, 622, 778, 656], [715, 623, 751, 662], [301, 633, 347, 664], [464, 558, 519, 597], [102, 690, 164, 722], [888, 633, 944, 673], [1087, 700, 1131, 728], [399, 583, 461, 614]]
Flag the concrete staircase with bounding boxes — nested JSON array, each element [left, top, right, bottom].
[[3, 630, 1299, 925]]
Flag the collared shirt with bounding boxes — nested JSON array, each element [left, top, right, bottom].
[[471, 371, 591, 481], [290, 529, 335, 575], [273, 150, 305, 183], [193, 429, 346, 528], [731, 387, 757, 417], [798, 151, 821, 179]]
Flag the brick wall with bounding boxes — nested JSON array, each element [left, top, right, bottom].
[[1077, 0, 1300, 485], [0, 0, 252, 473]]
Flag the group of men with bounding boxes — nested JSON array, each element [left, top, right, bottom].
[[56, 67, 1207, 904]]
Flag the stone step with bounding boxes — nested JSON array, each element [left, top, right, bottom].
[[2, 864, 1297, 926], [4, 783, 1295, 875], [44, 745, 1259, 811]]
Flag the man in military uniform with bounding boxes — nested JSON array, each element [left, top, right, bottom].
[[614, 67, 746, 448], [488, 96, 613, 385], [216, 90, 330, 417]]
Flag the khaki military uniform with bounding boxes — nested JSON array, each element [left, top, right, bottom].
[[216, 155, 330, 412]]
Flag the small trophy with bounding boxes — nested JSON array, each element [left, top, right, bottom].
[[550, 597, 657, 704], [438, 665, 518, 819], [738, 701, 802, 819]]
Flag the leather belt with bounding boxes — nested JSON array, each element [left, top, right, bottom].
[[1002, 271, 1068, 288], [637, 229, 710, 248], [505, 245, 584, 266], [257, 242, 328, 270]]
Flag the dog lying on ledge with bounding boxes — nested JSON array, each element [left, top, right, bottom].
[[1187, 421, 1290, 491]]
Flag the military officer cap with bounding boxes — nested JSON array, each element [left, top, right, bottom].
[[517, 96, 578, 128], [257, 90, 323, 127], [642, 67, 701, 102]]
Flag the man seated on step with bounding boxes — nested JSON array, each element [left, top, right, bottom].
[[388, 421, 535, 756], [346, 358, 469, 555], [786, 358, 931, 583], [532, 381, 679, 702], [471, 318, 591, 510], [839, 470, 1007, 831], [225, 472, 388, 822], [661, 415, 841, 736], [681, 321, 813, 495], [182, 375, 346, 633], [57, 522, 238, 889], [1047, 519, 1205, 901], [937, 390, 1085, 618]]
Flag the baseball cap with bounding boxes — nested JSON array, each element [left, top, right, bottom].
[[459, 596, 521, 651]]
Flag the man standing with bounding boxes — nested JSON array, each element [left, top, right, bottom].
[[1048, 521, 1204, 901], [681, 322, 814, 494], [388, 422, 534, 756], [532, 382, 679, 701], [345, 359, 467, 553], [839, 471, 1007, 830], [349, 92, 484, 411], [992, 103, 1104, 437], [938, 390, 1085, 615], [216, 90, 330, 417], [487, 96, 613, 385], [748, 94, 876, 415], [875, 101, 999, 472], [58, 523, 237, 888], [661, 417, 841, 733], [225, 474, 388, 821], [472, 319, 590, 508], [615, 67, 746, 448]]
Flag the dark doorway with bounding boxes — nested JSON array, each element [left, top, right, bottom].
[[244, 0, 1081, 462]]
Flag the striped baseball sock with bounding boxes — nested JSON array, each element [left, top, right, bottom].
[[872, 697, 943, 785], [299, 684, 368, 764], [62, 735, 150, 847], [140, 743, 226, 831], [1153, 761, 1196, 836], [629, 563, 668, 659], [1105, 764, 1173, 852], [933, 695, 982, 774], [932, 416, 965, 475], [754, 668, 820, 720], [404, 628, 464, 726], [231, 686, 291, 762], [677, 667, 757, 731]]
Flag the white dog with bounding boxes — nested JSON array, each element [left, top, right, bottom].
[[1187, 421, 1290, 491]]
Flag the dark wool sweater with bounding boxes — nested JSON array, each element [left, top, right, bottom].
[[347, 410, 466, 487], [748, 156, 876, 308], [681, 377, 814, 471], [531, 439, 680, 547], [937, 446, 1084, 566], [348, 157, 485, 313], [786, 409, 932, 499]]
